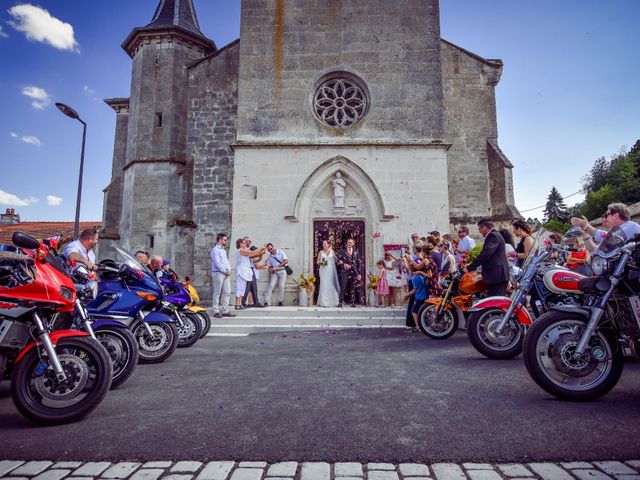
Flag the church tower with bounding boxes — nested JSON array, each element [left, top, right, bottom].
[[103, 0, 215, 270]]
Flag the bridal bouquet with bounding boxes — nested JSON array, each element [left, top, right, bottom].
[[367, 274, 379, 291], [318, 258, 328, 267]]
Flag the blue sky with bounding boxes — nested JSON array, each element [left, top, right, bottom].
[[1, 1, 638, 223]]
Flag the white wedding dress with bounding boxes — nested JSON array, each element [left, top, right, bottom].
[[317, 250, 340, 307]]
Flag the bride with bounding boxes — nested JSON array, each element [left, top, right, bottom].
[[316, 240, 340, 307]]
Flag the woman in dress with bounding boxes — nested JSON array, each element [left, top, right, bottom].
[[384, 251, 403, 306], [513, 220, 535, 266], [235, 238, 266, 310], [316, 240, 340, 307]]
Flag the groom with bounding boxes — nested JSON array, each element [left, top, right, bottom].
[[336, 238, 362, 307]]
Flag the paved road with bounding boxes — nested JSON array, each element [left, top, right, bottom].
[[1, 329, 640, 462]]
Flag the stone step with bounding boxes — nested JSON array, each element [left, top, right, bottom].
[[205, 306, 408, 335], [213, 306, 405, 318]]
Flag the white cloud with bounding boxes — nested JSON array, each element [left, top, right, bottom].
[[21, 135, 42, 147], [46, 195, 63, 206], [22, 85, 51, 110], [8, 4, 79, 52], [9, 131, 42, 147], [0, 189, 38, 207], [0, 25, 8, 39], [83, 85, 95, 95]]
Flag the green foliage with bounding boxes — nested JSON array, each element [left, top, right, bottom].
[[543, 219, 571, 234], [467, 244, 483, 263], [572, 139, 640, 220], [543, 187, 569, 223]]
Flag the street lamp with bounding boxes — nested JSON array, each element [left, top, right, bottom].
[[56, 102, 86, 240]]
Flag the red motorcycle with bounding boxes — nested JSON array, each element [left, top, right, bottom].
[[0, 232, 112, 424]]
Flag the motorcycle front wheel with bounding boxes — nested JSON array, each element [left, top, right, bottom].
[[12, 336, 112, 425], [418, 303, 458, 339], [466, 308, 524, 359], [132, 321, 178, 364], [177, 311, 203, 348], [195, 311, 212, 338], [94, 327, 139, 389], [523, 312, 623, 401]]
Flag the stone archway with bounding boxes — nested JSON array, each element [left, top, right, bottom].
[[285, 155, 394, 294]]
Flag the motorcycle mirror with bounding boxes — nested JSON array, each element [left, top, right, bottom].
[[564, 226, 583, 239], [12, 231, 41, 250]]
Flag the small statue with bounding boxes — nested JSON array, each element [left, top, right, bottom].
[[332, 172, 346, 208]]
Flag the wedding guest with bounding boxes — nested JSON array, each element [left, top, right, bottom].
[[375, 260, 390, 307], [513, 220, 534, 266], [235, 238, 266, 310]]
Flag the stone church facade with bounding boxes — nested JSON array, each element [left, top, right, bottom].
[[100, 0, 518, 303]]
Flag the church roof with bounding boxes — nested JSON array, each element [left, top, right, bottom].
[[122, 0, 215, 57], [147, 0, 204, 37]]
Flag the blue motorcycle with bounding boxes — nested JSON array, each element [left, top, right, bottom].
[[86, 247, 178, 364]]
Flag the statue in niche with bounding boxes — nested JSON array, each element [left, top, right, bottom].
[[331, 172, 347, 208]]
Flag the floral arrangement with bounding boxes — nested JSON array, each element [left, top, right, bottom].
[[318, 257, 328, 267], [466, 244, 483, 263], [367, 274, 379, 291], [298, 274, 316, 293]]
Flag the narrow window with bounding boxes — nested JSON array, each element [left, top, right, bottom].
[[155, 112, 163, 128], [147, 234, 155, 249]]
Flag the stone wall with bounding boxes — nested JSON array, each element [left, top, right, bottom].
[[99, 100, 129, 260], [441, 39, 504, 223], [119, 35, 207, 274], [237, 0, 444, 143], [188, 41, 240, 302]]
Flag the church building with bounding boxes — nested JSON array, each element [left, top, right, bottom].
[[100, 0, 518, 303]]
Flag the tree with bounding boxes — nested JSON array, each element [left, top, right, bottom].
[[582, 156, 610, 192], [543, 187, 569, 223]]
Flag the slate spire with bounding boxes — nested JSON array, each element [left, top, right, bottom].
[[147, 0, 205, 38]]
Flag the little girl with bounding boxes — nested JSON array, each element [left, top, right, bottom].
[[375, 259, 390, 307]]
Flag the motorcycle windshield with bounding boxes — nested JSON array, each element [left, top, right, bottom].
[[113, 246, 161, 292], [520, 228, 549, 272]]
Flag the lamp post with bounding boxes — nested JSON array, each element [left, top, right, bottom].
[[56, 102, 86, 240]]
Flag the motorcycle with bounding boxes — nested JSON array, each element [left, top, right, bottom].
[[52, 260, 140, 389], [466, 237, 586, 359], [0, 232, 112, 424], [183, 281, 211, 338], [86, 247, 179, 364], [155, 277, 202, 348], [523, 227, 640, 400], [417, 270, 487, 339]]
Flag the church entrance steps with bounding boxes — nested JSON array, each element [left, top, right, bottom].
[[206, 306, 407, 336]]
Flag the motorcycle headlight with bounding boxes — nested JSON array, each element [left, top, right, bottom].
[[60, 286, 74, 301], [591, 255, 607, 276]]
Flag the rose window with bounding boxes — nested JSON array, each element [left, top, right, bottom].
[[313, 78, 368, 128]]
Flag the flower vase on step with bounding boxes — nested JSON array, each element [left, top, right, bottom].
[[298, 288, 308, 307]]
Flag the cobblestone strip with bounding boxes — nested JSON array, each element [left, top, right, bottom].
[[0, 460, 639, 480]]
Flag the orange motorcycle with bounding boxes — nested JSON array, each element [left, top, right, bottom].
[[417, 270, 487, 339]]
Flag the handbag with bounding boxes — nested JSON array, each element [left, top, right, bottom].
[[284, 265, 293, 276]]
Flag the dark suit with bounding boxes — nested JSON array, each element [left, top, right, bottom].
[[467, 229, 510, 296], [336, 248, 362, 305]]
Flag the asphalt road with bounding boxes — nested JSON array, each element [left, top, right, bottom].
[[1, 329, 640, 463]]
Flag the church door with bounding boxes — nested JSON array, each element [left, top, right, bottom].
[[313, 219, 366, 305]]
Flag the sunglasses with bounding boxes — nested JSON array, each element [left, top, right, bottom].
[[603, 211, 612, 219]]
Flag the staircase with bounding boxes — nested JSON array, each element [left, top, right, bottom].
[[207, 306, 408, 336]]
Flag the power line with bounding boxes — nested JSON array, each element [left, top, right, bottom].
[[518, 189, 583, 214]]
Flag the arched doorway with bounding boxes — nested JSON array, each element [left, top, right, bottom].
[[313, 219, 366, 304]]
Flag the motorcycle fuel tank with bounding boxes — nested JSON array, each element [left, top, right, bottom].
[[543, 267, 586, 294]]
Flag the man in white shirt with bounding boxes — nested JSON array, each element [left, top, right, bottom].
[[62, 228, 99, 270], [264, 243, 289, 306], [210, 233, 235, 318], [455, 226, 476, 261]]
